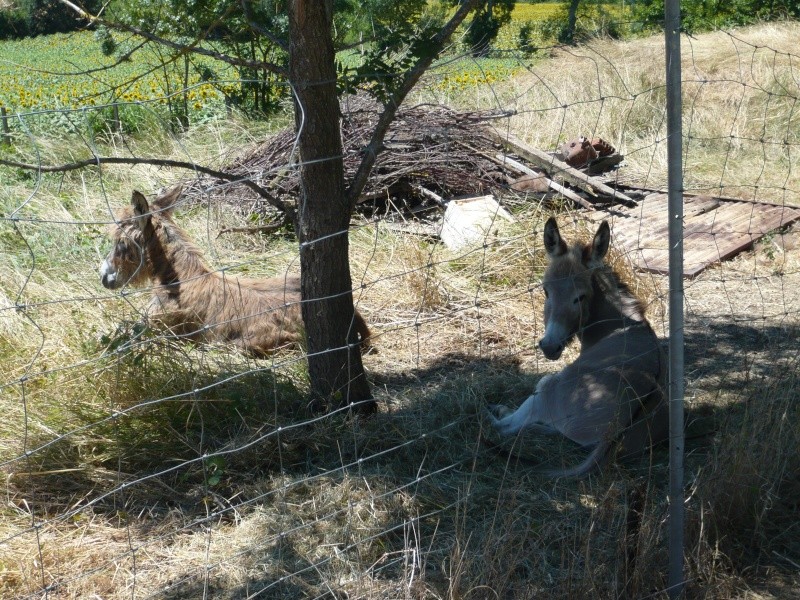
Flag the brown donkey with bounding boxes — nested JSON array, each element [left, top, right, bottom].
[[100, 187, 371, 357], [487, 217, 668, 478]]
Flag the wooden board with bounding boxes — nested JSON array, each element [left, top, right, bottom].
[[486, 130, 638, 207], [586, 194, 800, 278]]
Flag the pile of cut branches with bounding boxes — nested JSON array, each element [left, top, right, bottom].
[[186, 96, 519, 223]]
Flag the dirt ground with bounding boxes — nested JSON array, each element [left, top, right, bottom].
[[678, 221, 799, 398]]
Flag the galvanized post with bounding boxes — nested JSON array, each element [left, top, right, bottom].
[[0, 107, 10, 145], [665, 0, 686, 597]]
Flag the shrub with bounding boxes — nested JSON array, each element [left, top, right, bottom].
[[0, 7, 30, 39], [633, 0, 800, 33], [14, 0, 104, 36], [517, 20, 537, 56]]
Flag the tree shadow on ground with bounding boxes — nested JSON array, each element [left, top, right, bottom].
[[6, 318, 797, 599], [683, 319, 798, 392]]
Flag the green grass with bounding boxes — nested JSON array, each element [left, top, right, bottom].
[[0, 2, 627, 138], [0, 31, 236, 131]]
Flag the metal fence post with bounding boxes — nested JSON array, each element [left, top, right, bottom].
[[1, 107, 11, 145], [665, 0, 686, 597]]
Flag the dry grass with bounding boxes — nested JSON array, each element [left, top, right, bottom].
[[420, 21, 800, 207], [2, 22, 800, 600]]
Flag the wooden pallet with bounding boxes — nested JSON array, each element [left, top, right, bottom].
[[586, 193, 800, 278]]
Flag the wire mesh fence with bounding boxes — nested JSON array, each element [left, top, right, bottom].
[[1, 17, 799, 600]]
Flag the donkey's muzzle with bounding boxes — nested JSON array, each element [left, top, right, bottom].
[[539, 338, 564, 361], [101, 273, 118, 289], [99, 258, 121, 289]]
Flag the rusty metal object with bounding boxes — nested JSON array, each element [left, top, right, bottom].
[[558, 136, 617, 169]]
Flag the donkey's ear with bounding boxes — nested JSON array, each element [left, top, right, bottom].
[[543, 217, 567, 257], [130, 191, 151, 232], [590, 221, 611, 262], [152, 185, 183, 214]]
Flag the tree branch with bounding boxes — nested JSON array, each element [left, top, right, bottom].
[[345, 0, 483, 207], [240, 0, 289, 52], [217, 222, 284, 237], [0, 155, 294, 218], [55, 0, 287, 76]]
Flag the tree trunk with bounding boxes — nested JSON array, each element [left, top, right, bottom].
[[563, 0, 581, 44], [288, 0, 375, 414]]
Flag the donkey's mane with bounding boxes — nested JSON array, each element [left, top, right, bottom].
[[591, 262, 648, 323], [152, 215, 212, 276], [561, 239, 648, 324]]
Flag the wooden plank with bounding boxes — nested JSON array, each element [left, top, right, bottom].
[[616, 196, 717, 258], [413, 185, 446, 206], [605, 193, 717, 245], [686, 196, 722, 217], [588, 198, 659, 233], [691, 204, 800, 266], [615, 201, 752, 275], [621, 193, 667, 220], [683, 191, 799, 209], [754, 204, 800, 232], [497, 154, 595, 210], [679, 203, 752, 261], [680, 202, 791, 271], [598, 194, 667, 225], [614, 200, 669, 241], [637, 253, 669, 275], [604, 179, 798, 209], [684, 208, 756, 269], [632, 198, 740, 248], [586, 190, 800, 277], [486, 130, 638, 207]]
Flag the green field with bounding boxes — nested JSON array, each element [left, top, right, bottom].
[[0, 31, 235, 124], [0, 8, 573, 117], [0, 4, 637, 120], [512, 1, 561, 19]]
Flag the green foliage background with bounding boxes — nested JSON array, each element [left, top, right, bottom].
[[1, 0, 798, 132], [0, 31, 235, 132], [632, 0, 800, 32]]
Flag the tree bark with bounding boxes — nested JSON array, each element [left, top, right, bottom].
[[288, 0, 375, 414], [563, 0, 581, 44]]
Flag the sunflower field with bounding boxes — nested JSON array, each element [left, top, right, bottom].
[[0, 30, 238, 133], [0, 4, 624, 135]]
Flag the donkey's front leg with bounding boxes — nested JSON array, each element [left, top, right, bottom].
[[486, 392, 559, 437]]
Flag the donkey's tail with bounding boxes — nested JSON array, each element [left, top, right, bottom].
[[480, 428, 612, 479], [353, 311, 373, 353], [538, 438, 615, 479]]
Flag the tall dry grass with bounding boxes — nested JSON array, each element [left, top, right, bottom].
[[1, 22, 799, 599], [421, 21, 800, 207]]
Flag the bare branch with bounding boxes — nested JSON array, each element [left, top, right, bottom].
[[0, 155, 293, 218], [345, 0, 483, 207], [217, 222, 284, 237]]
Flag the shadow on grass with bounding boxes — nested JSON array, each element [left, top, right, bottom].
[[684, 320, 799, 389], [5, 319, 798, 599]]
